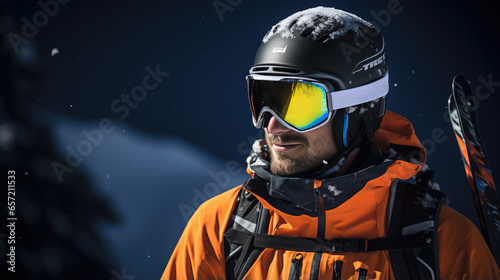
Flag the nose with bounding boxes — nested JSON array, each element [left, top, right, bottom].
[[266, 116, 291, 135]]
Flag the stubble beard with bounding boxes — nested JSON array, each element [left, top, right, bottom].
[[270, 152, 301, 176], [266, 133, 335, 177]]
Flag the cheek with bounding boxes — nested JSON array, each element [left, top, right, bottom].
[[317, 136, 335, 153], [306, 127, 337, 154]]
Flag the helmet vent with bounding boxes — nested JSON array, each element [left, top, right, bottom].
[[252, 67, 270, 72], [315, 33, 331, 43], [272, 67, 301, 74], [300, 27, 314, 37]]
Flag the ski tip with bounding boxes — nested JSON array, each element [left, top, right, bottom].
[[452, 75, 471, 86], [452, 75, 472, 94], [447, 93, 454, 110]]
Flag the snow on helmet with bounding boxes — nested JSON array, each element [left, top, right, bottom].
[[249, 6, 388, 153]]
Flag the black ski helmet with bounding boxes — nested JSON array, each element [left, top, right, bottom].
[[249, 6, 388, 153]]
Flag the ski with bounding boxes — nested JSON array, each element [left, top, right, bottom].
[[448, 75, 500, 265]]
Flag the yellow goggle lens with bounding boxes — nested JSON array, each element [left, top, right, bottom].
[[283, 81, 328, 130]]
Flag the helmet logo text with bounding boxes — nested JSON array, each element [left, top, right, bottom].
[[272, 45, 287, 53], [360, 54, 385, 72], [352, 53, 386, 74]]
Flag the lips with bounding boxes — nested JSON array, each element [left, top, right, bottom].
[[272, 142, 302, 152], [267, 133, 307, 153]]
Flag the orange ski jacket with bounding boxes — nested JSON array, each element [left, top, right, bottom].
[[162, 111, 500, 279]]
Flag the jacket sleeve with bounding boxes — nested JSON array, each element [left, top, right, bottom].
[[437, 205, 500, 279], [161, 186, 241, 280]]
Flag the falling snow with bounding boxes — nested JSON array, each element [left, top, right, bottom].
[[51, 47, 59, 56]]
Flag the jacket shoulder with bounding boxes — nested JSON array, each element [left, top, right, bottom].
[[190, 185, 242, 216], [162, 185, 242, 279], [184, 184, 242, 236], [437, 205, 500, 279]]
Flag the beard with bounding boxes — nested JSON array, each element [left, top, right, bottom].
[[270, 155, 303, 177], [266, 132, 337, 177]]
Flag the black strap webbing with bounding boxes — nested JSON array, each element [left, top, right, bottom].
[[388, 180, 445, 280], [224, 228, 433, 254]]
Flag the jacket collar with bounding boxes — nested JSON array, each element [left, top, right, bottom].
[[245, 111, 426, 215]]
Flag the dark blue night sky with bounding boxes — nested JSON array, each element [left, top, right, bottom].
[[3, 0, 500, 278]]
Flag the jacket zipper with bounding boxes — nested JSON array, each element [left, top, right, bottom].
[[311, 186, 326, 280], [288, 253, 303, 280]]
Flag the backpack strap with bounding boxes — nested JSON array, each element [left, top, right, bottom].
[[388, 178, 447, 280], [224, 182, 269, 280], [224, 176, 447, 280], [225, 228, 434, 253]]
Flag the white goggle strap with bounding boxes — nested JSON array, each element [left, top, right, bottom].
[[329, 74, 389, 110]]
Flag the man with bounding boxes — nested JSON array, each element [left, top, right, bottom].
[[162, 7, 500, 279]]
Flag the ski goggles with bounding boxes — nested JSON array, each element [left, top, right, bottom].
[[247, 74, 389, 132]]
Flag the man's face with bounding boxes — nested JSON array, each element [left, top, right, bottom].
[[264, 116, 339, 176]]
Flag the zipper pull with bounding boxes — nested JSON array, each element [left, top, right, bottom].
[[351, 261, 381, 280], [332, 260, 343, 280], [358, 268, 368, 280], [288, 253, 303, 280]]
